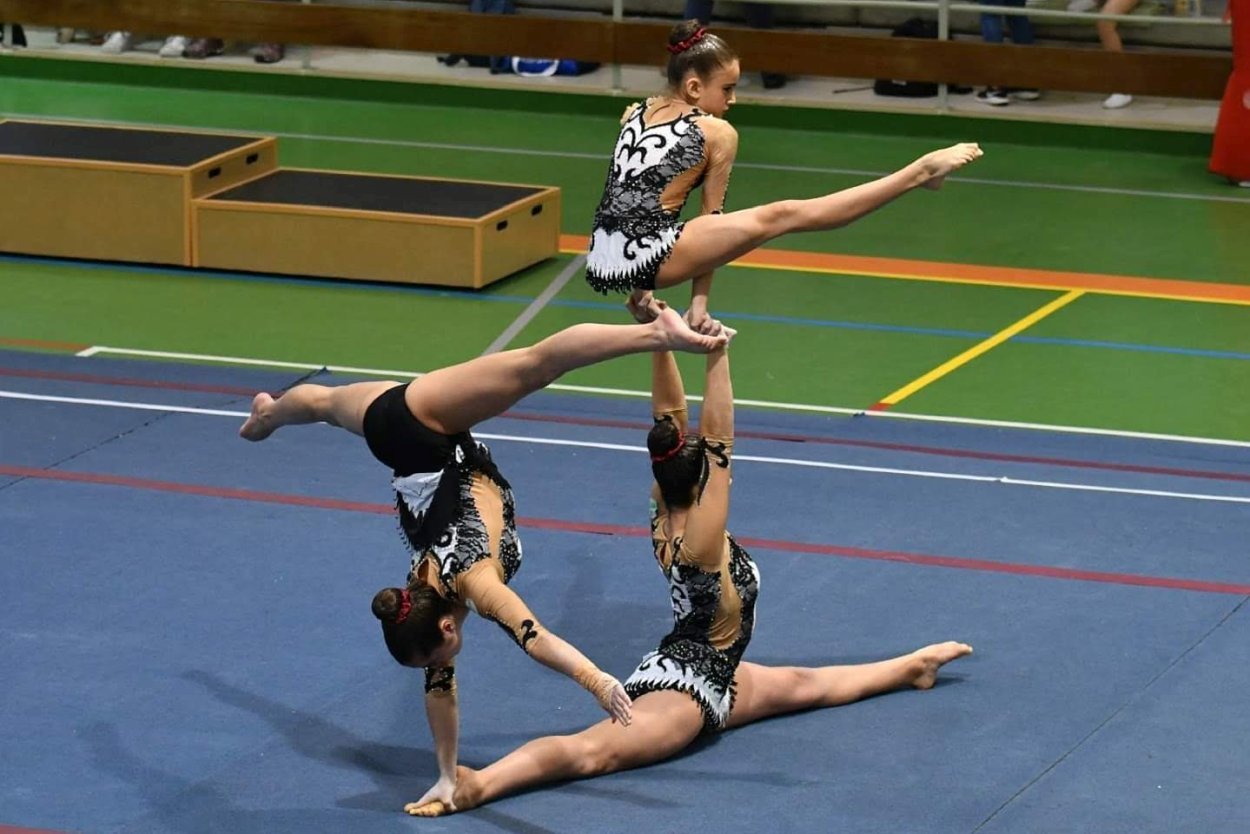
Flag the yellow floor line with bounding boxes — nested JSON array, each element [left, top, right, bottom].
[[875, 289, 1087, 409]]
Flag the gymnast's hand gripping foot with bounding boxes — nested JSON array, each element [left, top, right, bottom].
[[406, 337, 971, 817]]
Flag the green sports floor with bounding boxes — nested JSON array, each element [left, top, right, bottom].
[[2, 57, 1249, 442]]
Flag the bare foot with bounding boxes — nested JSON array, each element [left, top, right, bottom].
[[654, 306, 729, 353], [405, 766, 483, 817], [238, 392, 276, 441], [711, 320, 738, 344], [909, 641, 973, 690], [918, 143, 983, 191]]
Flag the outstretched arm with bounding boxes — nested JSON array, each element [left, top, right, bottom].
[[404, 670, 460, 813], [651, 350, 689, 430], [680, 346, 734, 566], [460, 563, 632, 725]]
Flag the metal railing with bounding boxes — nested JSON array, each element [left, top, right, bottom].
[[1, 0, 1230, 113]]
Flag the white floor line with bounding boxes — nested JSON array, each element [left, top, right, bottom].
[[10, 110, 1248, 206], [3, 389, 1249, 505], [79, 345, 1250, 449], [0, 390, 246, 417], [84, 346, 422, 379], [861, 408, 1250, 450]]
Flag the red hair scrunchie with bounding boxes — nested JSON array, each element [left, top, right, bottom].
[[666, 27, 708, 55], [395, 589, 412, 625], [650, 430, 686, 463]]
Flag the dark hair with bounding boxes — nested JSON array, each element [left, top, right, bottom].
[[665, 20, 737, 88], [371, 584, 454, 666], [648, 416, 708, 508]]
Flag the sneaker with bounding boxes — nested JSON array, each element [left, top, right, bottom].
[[976, 87, 1010, 106], [159, 35, 188, 58], [252, 42, 285, 64], [101, 30, 133, 54], [1067, 0, 1098, 10], [1103, 92, 1133, 109], [1006, 87, 1042, 101], [1237, 180, 1250, 188], [184, 37, 225, 59], [56, 27, 76, 44], [761, 72, 787, 90]]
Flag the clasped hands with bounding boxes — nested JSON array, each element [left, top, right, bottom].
[[626, 290, 733, 341]]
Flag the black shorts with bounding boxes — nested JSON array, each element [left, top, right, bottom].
[[361, 382, 509, 559], [362, 383, 454, 477]]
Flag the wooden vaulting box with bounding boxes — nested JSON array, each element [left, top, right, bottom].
[[0, 119, 276, 265], [193, 169, 561, 289]]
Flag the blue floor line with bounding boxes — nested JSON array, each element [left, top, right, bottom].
[[6, 253, 1249, 361]]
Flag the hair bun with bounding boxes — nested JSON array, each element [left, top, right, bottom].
[[647, 415, 682, 458], [668, 19, 704, 48], [668, 20, 711, 54], [371, 587, 402, 622]]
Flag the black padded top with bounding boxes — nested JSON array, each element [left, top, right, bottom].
[[0, 121, 259, 166], [208, 170, 545, 218]]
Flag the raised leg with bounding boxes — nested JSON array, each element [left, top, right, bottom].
[[406, 308, 725, 435], [238, 380, 399, 441], [407, 690, 704, 816], [654, 144, 981, 288], [725, 641, 972, 728]]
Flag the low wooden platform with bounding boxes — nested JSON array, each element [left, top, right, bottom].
[[0, 119, 276, 264], [193, 168, 560, 288]]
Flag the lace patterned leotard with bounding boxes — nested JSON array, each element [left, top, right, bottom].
[[585, 98, 737, 294], [623, 441, 760, 731], [362, 383, 542, 696]]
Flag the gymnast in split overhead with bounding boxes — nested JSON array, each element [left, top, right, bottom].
[[587, 20, 983, 330], [238, 310, 729, 811]]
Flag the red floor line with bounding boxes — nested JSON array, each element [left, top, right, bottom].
[[0, 367, 258, 397], [5, 464, 1248, 596], [732, 537, 1250, 596], [498, 411, 1250, 485], [0, 825, 72, 834], [0, 465, 392, 515], [4, 364, 1249, 484]]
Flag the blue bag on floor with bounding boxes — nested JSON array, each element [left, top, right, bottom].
[[510, 57, 600, 77]]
